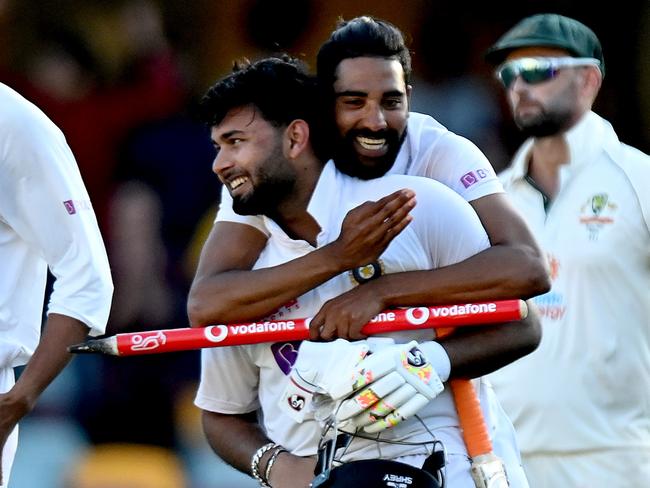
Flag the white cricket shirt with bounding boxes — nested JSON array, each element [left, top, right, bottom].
[[196, 162, 524, 468], [0, 83, 113, 368], [215, 112, 503, 235], [488, 111, 650, 453]]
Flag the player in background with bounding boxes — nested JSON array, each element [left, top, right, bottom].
[[485, 13, 650, 486], [0, 83, 113, 487]]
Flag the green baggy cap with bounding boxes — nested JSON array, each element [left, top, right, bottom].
[[485, 13, 604, 75]]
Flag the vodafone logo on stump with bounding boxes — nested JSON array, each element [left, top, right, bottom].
[[406, 303, 498, 325]]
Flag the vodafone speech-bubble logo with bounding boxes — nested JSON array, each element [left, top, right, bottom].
[[405, 307, 430, 325], [204, 325, 228, 343]]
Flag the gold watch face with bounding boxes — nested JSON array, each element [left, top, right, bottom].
[[349, 259, 384, 285]]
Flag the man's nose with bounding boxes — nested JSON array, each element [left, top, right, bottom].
[[509, 75, 528, 92], [212, 152, 233, 176], [362, 104, 388, 131]]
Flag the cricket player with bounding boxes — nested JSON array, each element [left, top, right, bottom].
[[187, 16, 549, 336], [0, 82, 113, 487], [485, 14, 650, 487], [194, 56, 539, 488]]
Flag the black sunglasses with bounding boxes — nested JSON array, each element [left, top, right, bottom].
[[496, 57, 601, 89]]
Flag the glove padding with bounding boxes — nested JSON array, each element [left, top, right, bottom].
[[333, 340, 444, 433], [279, 339, 370, 422]]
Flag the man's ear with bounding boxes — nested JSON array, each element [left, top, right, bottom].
[[285, 119, 310, 158], [581, 66, 602, 105], [406, 84, 412, 109]]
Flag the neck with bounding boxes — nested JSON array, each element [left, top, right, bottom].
[[270, 157, 323, 246], [527, 133, 570, 200]]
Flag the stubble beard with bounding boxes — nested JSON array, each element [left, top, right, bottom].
[[514, 108, 575, 138], [231, 146, 296, 216], [513, 83, 579, 138]]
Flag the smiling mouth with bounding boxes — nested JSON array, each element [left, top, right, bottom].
[[229, 176, 249, 190], [356, 136, 386, 151]]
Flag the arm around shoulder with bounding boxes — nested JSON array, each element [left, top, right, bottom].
[[469, 192, 550, 298]]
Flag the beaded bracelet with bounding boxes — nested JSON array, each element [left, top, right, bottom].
[[251, 442, 278, 487], [263, 446, 287, 486]]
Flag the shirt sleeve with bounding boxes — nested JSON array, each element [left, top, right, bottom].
[[1, 108, 113, 335], [215, 186, 270, 237], [419, 131, 504, 202], [195, 346, 261, 414]]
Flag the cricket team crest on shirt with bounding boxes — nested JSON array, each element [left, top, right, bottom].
[[579, 193, 617, 240], [349, 259, 385, 285]]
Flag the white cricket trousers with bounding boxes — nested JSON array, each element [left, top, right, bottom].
[[1, 366, 18, 488]]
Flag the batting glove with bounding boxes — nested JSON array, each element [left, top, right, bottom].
[[333, 340, 448, 433], [279, 339, 369, 423]]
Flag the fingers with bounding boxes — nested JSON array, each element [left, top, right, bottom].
[[336, 371, 405, 419], [378, 189, 416, 220], [375, 188, 416, 210], [351, 383, 417, 428], [363, 394, 430, 433], [374, 189, 416, 230], [309, 298, 374, 341], [317, 316, 339, 342], [308, 313, 324, 341], [346, 188, 415, 229]]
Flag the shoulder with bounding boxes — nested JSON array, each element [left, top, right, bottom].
[[408, 112, 480, 149], [599, 116, 650, 187], [407, 112, 447, 133], [606, 140, 650, 228], [407, 112, 488, 165], [0, 83, 64, 152]]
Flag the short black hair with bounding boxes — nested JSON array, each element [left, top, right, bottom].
[[199, 55, 319, 130], [316, 16, 412, 88]]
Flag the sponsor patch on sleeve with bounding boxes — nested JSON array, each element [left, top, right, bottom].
[[63, 199, 92, 215], [460, 168, 491, 188]]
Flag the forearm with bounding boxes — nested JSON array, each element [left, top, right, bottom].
[[201, 410, 316, 487], [201, 410, 271, 474], [7, 313, 88, 412], [438, 304, 541, 379], [189, 191, 416, 327], [188, 243, 347, 326], [372, 245, 547, 308]]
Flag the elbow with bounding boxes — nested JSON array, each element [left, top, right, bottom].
[[521, 304, 543, 355], [518, 251, 551, 298], [187, 287, 222, 328], [527, 263, 551, 297], [187, 297, 205, 328]]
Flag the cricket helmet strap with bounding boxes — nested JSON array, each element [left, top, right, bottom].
[[310, 458, 443, 488]]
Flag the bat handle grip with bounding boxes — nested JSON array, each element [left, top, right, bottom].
[[449, 379, 492, 457]]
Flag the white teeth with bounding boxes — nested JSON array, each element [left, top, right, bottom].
[[357, 136, 386, 150], [229, 176, 248, 190]]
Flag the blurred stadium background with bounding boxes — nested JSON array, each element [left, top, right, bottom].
[[1, 0, 647, 486]]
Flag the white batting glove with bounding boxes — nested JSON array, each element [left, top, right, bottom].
[[279, 339, 370, 423], [333, 341, 447, 433]]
